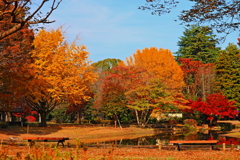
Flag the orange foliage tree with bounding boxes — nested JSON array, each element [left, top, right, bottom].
[[126, 47, 185, 94], [25, 29, 97, 127], [123, 47, 187, 126]]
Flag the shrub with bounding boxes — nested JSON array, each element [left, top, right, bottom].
[[90, 118, 101, 124], [183, 119, 197, 127], [101, 120, 113, 125], [0, 122, 8, 128], [183, 119, 197, 133]]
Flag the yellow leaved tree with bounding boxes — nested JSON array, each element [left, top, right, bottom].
[[126, 47, 185, 93], [125, 47, 187, 124], [25, 29, 97, 127]]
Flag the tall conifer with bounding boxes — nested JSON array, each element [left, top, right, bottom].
[[177, 25, 220, 63], [214, 44, 240, 108]]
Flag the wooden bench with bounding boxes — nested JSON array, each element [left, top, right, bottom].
[[22, 137, 69, 147], [169, 140, 218, 151]]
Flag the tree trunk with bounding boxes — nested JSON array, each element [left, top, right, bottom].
[[113, 115, 117, 128], [135, 109, 140, 126], [39, 112, 47, 127], [116, 114, 122, 129], [202, 72, 206, 101], [76, 111, 82, 124]]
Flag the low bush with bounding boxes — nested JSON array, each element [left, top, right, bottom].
[[183, 119, 197, 127], [0, 122, 8, 128]]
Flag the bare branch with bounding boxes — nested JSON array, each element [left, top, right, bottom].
[[0, 0, 63, 40]]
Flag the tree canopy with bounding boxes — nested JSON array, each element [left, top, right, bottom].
[[126, 47, 185, 94], [176, 25, 220, 63], [25, 28, 97, 126], [214, 43, 240, 108], [0, 14, 34, 112]]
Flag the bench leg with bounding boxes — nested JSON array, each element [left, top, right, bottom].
[[211, 145, 214, 150], [57, 140, 65, 147], [177, 144, 181, 151], [27, 140, 35, 147]]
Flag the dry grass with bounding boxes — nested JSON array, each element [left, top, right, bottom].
[[0, 125, 159, 144]]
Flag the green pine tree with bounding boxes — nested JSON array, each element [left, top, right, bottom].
[[214, 43, 240, 108], [177, 25, 220, 63]]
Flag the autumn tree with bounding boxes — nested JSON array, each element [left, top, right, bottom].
[[0, 0, 62, 40], [125, 78, 187, 127], [91, 58, 122, 119], [194, 63, 215, 100], [92, 58, 122, 73], [25, 28, 97, 127], [67, 90, 94, 124], [100, 66, 148, 128], [214, 44, 240, 108], [178, 58, 201, 99], [179, 58, 215, 100], [176, 25, 220, 63], [139, 0, 240, 38], [126, 47, 185, 93], [182, 93, 238, 126], [0, 11, 34, 116], [124, 47, 188, 127]]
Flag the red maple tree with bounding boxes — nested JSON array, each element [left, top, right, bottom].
[[181, 93, 238, 125]]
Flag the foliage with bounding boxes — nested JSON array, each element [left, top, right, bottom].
[[0, 6, 34, 112], [67, 91, 94, 124], [179, 58, 215, 100], [0, 0, 62, 40], [214, 43, 240, 108], [124, 47, 188, 127], [176, 25, 220, 64], [91, 58, 122, 119], [139, 0, 240, 39], [0, 122, 7, 128], [183, 119, 197, 127], [181, 93, 238, 125], [25, 28, 97, 127], [92, 58, 122, 72], [100, 66, 144, 127], [51, 106, 74, 123], [12, 103, 38, 125], [125, 78, 185, 127], [25, 116, 36, 123], [126, 47, 185, 94]]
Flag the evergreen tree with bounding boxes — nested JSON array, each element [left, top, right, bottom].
[[177, 25, 220, 63], [214, 44, 240, 108]]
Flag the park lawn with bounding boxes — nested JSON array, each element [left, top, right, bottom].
[[0, 125, 159, 144]]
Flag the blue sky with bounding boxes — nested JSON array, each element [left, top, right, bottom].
[[42, 0, 238, 63]]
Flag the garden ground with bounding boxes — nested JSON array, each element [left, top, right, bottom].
[[0, 124, 240, 159]]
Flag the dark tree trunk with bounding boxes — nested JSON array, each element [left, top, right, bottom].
[[113, 115, 117, 128], [39, 112, 47, 127], [76, 111, 82, 124]]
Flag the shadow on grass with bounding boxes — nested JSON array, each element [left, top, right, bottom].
[[0, 124, 63, 136]]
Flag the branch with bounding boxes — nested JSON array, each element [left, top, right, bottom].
[[0, 0, 63, 40]]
